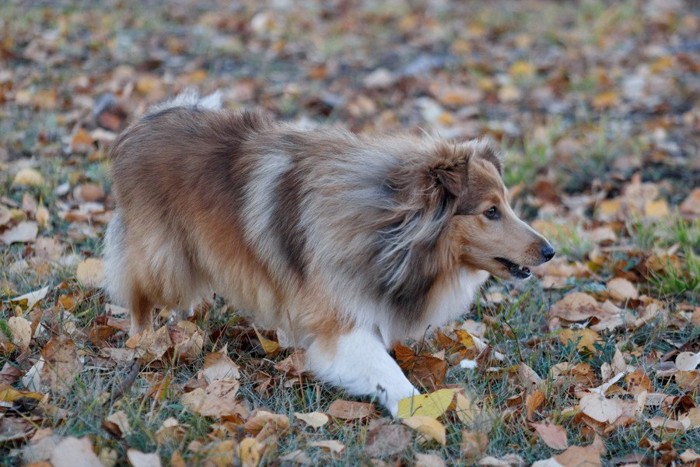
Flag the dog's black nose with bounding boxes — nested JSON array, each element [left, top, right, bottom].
[[541, 244, 555, 261]]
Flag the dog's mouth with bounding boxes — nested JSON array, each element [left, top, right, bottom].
[[495, 257, 532, 279]]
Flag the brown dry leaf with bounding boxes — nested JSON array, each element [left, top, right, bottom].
[[126, 326, 173, 362], [412, 354, 448, 389], [156, 418, 185, 446], [12, 168, 45, 187], [40, 335, 83, 394], [675, 352, 700, 371], [549, 292, 602, 322], [274, 349, 306, 376], [1, 221, 38, 244], [552, 444, 602, 467], [103, 410, 131, 438], [201, 347, 241, 383], [70, 128, 95, 152], [180, 379, 243, 418], [461, 430, 489, 463], [531, 422, 568, 450], [579, 393, 623, 424], [402, 415, 446, 445], [73, 183, 105, 202], [238, 437, 264, 467], [625, 369, 653, 395], [518, 363, 543, 391], [365, 422, 412, 458], [606, 278, 638, 301], [244, 410, 290, 435], [308, 439, 345, 454], [127, 449, 162, 467], [646, 416, 686, 432], [50, 437, 103, 467], [327, 399, 375, 420], [8, 316, 32, 350], [76, 258, 105, 288], [592, 90, 619, 109], [415, 453, 446, 467], [526, 389, 545, 421], [679, 188, 700, 218], [559, 328, 600, 352], [169, 321, 204, 362], [680, 449, 700, 463], [675, 371, 700, 391], [398, 388, 457, 419], [477, 453, 525, 466], [294, 411, 329, 429], [36, 205, 50, 228], [0, 205, 11, 226]]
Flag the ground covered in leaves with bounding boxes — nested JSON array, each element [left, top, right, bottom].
[[1, 0, 699, 465]]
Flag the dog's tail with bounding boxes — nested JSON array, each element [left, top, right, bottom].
[[147, 88, 223, 115]]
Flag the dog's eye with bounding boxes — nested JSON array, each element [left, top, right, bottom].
[[483, 206, 500, 220]]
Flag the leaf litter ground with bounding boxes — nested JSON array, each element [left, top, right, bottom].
[[1, 1, 699, 465]]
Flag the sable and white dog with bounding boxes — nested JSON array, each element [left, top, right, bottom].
[[103, 91, 554, 415]]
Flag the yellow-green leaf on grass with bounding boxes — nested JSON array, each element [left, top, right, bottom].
[[397, 388, 457, 419], [402, 415, 446, 445], [252, 325, 280, 355]]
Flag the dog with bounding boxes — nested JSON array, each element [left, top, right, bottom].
[[103, 90, 554, 415]]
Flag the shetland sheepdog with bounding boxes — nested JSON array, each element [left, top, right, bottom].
[[103, 90, 554, 415]]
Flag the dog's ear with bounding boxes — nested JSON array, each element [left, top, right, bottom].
[[475, 139, 502, 175], [430, 164, 466, 199]]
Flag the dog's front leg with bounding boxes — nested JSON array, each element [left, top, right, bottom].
[[305, 327, 418, 416]]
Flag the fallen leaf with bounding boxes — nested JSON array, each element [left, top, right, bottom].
[[644, 199, 670, 218], [244, 410, 289, 435], [326, 399, 375, 420], [526, 389, 545, 421], [518, 363, 543, 391], [402, 415, 446, 445], [294, 411, 329, 429], [624, 369, 653, 395], [680, 449, 700, 463], [546, 444, 601, 467], [181, 380, 243, 418], [531, 422, 568, 450], [397, 388, 457, 419], [579, 393, 623, 424], [1, 221, 38, 244], [559, 328, 600, 352], [308, 439, 345, 454], [127, 449, 162, 467], [202, 347, 241, 383], [679, 188, 700, 218], [238, 437, 263, 467], [12, 168, 45, 187], [76, 258, 105, 288], [549, 293, 602, 322], [252, 325, 280, 355], [365, 422, 412, 458], [50, 437, 103, 467], [477, 454, 525, 466], [40, 335, 83, 394], [415, 453, 446, 467], [8, 316, 32, 350], [675, 352, 700, 371], [103, 410, 131, 438], [461, 430, 489, 463], [11, 285, 49, 310], [606, 278, 638, 301]]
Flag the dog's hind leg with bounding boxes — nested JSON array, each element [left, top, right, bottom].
[[305, 326, 418, 416]]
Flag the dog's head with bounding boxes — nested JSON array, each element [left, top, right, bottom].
[[428, 140, 555, 280]]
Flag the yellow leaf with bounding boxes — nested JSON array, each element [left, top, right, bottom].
[[397, 388, 457, 419], [252, 325, 280, 355], [36, 206, 50, 228], [12, 168, 44, 187], [239, 437, 263, 467], [559, 328, 600, 352], [402, 415, 446, 445], [76, 258, 105, 288], [593, 90, 619, 109], [597, 199, 622, 218], [509, 60, 535, 78], [644, 199, 670, 218], [650, 55, 673, 73]]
